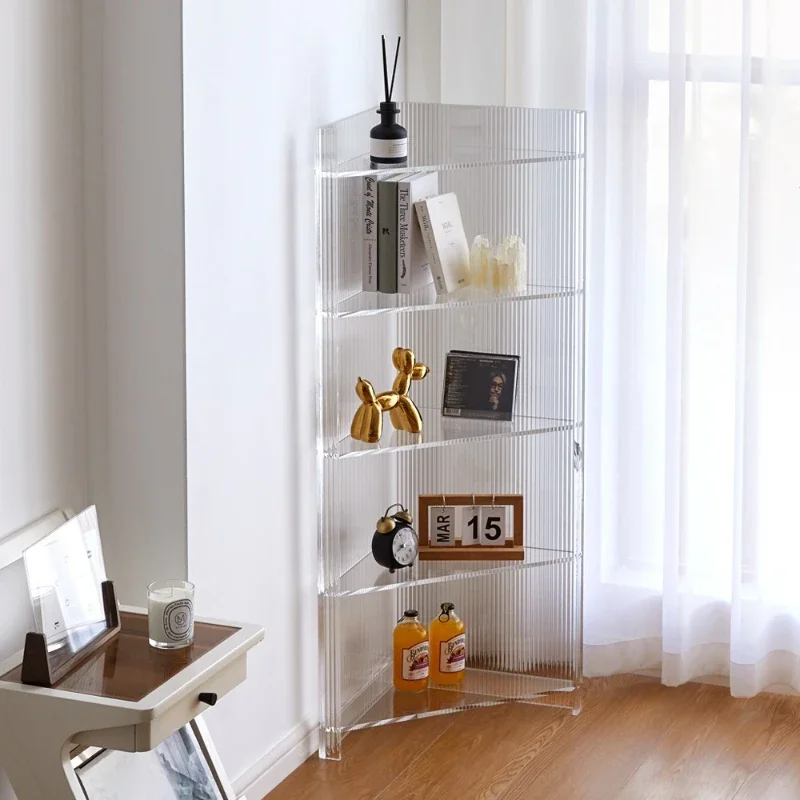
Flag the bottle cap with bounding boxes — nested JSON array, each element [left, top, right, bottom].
[[441, 602, 455, 612], [378, 100, 399, 116], [403, 609, 418, 617]]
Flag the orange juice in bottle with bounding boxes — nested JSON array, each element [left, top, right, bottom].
[[393, 610, 429, 692], [430, 602, 466, 684]]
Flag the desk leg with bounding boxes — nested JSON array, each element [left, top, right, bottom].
[[2, 739, 83, 800]]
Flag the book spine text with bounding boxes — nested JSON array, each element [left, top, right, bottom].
[[362, 176, 378, 291], [398, 184, 410, 291]]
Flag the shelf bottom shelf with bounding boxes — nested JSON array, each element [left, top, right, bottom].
[[337, 666, 581, 737]]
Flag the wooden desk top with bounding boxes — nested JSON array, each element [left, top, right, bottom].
[[0, 612, 238, 702]]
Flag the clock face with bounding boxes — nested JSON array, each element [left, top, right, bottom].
[[392, 526, 418, 567]]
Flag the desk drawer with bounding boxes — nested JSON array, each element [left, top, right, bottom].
[[135, 655, 246, 751]]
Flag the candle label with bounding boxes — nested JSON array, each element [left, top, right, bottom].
[[163, 599, 193, 641]]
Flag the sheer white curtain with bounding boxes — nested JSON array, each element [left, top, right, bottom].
[[585, 0, 800, 695], [409, 0, 800, 696]]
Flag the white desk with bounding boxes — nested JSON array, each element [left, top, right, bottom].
[[0, 606, 263, 799]]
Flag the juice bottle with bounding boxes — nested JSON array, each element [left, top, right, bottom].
[[393, 610, 429, 692], [430, 602, 466, 684]]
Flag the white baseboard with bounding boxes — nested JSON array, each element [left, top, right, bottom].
[[232, 720, 318, 800]]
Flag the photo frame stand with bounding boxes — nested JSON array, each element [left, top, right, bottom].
[[21, 580, 120, 688], [418, 494, 525, 561]]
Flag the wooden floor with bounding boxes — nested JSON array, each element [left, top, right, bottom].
[[265, 675, 800, 799]]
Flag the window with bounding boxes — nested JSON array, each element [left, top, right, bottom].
[[600, 0, 800, 599]]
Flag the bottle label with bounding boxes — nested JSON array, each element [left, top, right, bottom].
[[370, 137, 408, 159], [439, 633, 466, 673], [402, 641, 429, 681]]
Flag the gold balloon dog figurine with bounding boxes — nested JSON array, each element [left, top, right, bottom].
[[388, 347, 429, 433], [349, 348, 430, 443], [350, 378, 399, 444]]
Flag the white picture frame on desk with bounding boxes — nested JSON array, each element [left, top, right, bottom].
[[71, 718, 239, 800]]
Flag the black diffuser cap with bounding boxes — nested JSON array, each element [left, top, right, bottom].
[[404, 609, 418, 617], [378, 100, 399, 116]]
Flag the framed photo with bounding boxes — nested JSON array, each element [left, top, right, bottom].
[[441, 350, 519, 421], [71, 719, 238, 800], [24, 506, 108, 650]]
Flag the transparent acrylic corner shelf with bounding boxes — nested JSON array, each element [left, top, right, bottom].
[[326, 548, 581, 598], [326, 411, 578, 460], [317, 103, 586, 760], [322, 282, 582, 319], [338, 667, 580, 734]]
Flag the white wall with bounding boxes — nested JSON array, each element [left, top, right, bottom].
[[82, 0, 187, 608], [407, 0, 587, 108], [0, 1, 404, 795], [0, 1, 87, 797], [0, 2, 184, 796], [182, 0, 404, 793]]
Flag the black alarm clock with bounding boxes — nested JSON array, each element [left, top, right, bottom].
[[371, 503, 419, 573]]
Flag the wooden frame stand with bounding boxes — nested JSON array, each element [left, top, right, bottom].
[[418, 494, 525, 561], [21, 581, 121, 688]]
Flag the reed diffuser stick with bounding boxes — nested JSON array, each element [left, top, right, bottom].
[[381, 35, 390, 103], [389, 36, 401, 101]]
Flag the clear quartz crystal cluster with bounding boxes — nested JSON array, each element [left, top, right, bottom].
[[469, 235, 527, 294]]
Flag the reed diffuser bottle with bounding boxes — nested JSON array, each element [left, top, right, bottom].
[[370, 35, 407, 169]]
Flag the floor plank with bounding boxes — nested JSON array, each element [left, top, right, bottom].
[[376, 702, 570, 800], [265, 676, 800, 800], [501, 679, 702, 800], [265, 714, 455, 800], [730, 693, 800, 800], [612, 684, 760, 800]]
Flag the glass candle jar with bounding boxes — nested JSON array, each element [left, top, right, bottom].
[[147, 579, 195, 650]]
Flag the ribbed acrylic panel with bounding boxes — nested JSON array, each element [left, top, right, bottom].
[[317, 104, 585, 760]]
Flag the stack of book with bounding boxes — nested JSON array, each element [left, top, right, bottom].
[[362, 173, 472, 297], [360, 172, 469, 294]]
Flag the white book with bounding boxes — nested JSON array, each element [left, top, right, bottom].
[[362, 175, 378, 291], [397, 172, 439, 292], [414, 193, 471, 295]]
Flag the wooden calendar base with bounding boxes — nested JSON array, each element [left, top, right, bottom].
[[417, 543, 525, 561]]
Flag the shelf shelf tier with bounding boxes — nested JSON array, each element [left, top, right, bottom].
[[321, 430, 583, 596], [321, 294, 583, 457], [317, 103, 586, 760], [319, 555, 583, 760], [318, 103, 584, 314]]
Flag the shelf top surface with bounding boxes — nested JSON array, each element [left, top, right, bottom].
[[326, 411, 578, 460], [322, 283, 581, 319], [0, 612, 239, 702], [344, 668, 577, 731], [327, 548, 580, 598], [318, 148, 584, 179]]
